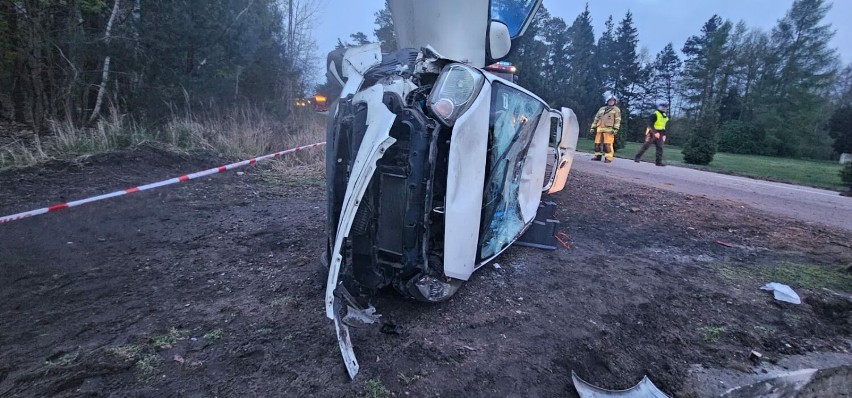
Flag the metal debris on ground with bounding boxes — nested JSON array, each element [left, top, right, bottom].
[[572, 371, 670, 398], [715, 240, 734, 248], [760, 282, 802, 304]]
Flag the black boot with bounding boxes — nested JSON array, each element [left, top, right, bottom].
[[592, 155, 602, 161]]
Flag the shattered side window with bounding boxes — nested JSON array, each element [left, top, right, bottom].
[[479, 83, 545, 260]]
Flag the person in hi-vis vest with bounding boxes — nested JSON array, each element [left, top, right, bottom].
[[589, 96, 621, 163], [635, 101, 670, 166]]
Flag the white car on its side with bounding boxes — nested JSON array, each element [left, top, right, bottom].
[[322, 0, 580, 378]]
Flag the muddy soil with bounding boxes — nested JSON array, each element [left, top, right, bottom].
[[1, 146, 850, 397]]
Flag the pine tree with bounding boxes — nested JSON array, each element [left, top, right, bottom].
[[563, 4, 600, 126], [834, 64, 852, 106], [610, 11, 641, 149], [597, 16, 616, 94], [505, 6, 553, 102], [753, 0, 839, 157], [374, 0, 397, 53], [733, 29, 771, 124], [652, 43, 681, 115], [349, 32, 371, 46], [681, 15, 732, 165], [539, 13, 570, 105]]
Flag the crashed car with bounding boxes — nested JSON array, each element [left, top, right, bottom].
[[323, 0, 580, 378]]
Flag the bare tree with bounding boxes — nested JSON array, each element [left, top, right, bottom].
[[88, 0, 121, 123], [280, 0, 320, 98]]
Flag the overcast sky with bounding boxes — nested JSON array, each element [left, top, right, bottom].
[[311, 0, 851, 86]]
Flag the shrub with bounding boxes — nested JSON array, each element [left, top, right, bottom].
[[841, 162, 852, 188], [683, 114, 719, 165], [717, 120, 766, 155]]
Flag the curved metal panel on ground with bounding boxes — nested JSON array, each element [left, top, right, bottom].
[[572, 371, 670, 398]]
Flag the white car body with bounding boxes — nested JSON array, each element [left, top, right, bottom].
[[323, 0, 578, 378]]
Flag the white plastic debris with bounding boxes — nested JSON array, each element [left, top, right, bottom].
[[341, 304, 381, 327], [761, 282, 801, 304], [572, 371, 670, 398]]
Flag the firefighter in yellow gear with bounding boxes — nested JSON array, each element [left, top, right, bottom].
[[590, 96, 621, 163], [635, 100, 670, 166]]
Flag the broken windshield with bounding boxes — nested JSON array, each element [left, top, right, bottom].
[[479, 83, 545, 260], [490, 0, 538, 37]]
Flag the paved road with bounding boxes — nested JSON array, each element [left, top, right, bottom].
[[571, 153, 852, 231]]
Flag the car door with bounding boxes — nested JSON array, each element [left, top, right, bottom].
[[542, 110, 563, 192], [546, 107, 579, 194]]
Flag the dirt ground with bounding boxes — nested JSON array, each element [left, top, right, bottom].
[[0, 146, 850, 397]]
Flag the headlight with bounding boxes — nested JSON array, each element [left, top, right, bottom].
[[428, 64, 485, 126]]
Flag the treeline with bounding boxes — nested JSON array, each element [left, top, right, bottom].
[[511, 0, 849, 163], [339, 0, 851, 164], [0, 0, 318, 132]]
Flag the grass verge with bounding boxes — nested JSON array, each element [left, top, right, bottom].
[[577, 138, 845, 190], [0, 106, 326, 174], [716, 262, 852, 292]]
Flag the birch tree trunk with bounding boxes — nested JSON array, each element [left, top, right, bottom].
[[88, 0, 121, 123]]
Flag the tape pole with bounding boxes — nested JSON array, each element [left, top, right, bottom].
[[0, 142, 326, 225]]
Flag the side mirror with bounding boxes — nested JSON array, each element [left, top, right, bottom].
[[488, 21, 511, 60]]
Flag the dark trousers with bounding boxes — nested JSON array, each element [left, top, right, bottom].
[[636, 132, 665, 164]]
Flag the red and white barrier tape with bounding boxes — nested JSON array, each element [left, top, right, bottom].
[[0, 142, 326, 224]]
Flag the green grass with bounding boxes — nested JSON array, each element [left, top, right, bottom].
[[152, 327, 184, 349], [136, 354, 162, 375], [107, 344, 143, 361], [578, 137, 687, 166], [365, 378, 391, 398], [577, 138, 846, 190], [203, 328, 224, 340], [717, 262, 852, 292], [697, 326, 726, 342]]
